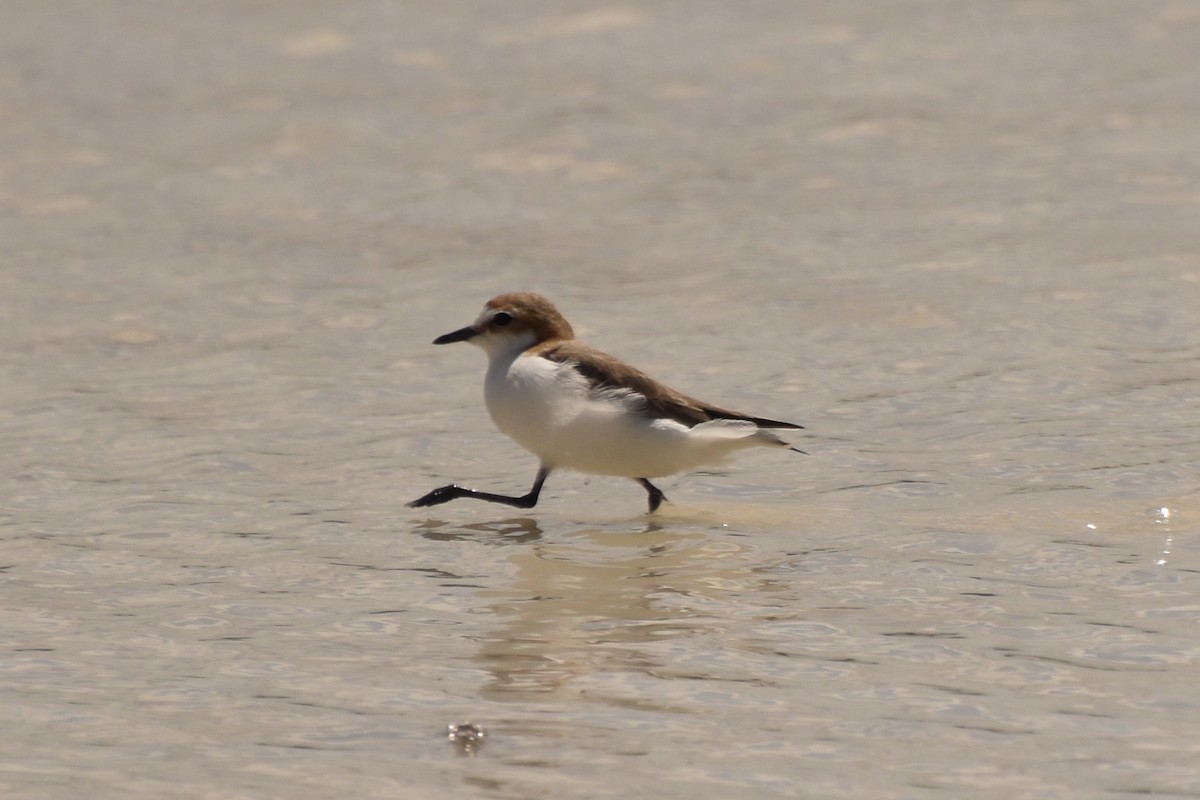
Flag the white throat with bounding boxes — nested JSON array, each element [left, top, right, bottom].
[[474, 329, 538, 363]]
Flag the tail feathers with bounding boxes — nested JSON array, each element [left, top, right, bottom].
[[692, 418, 800, 449], [691, 419, 760, 440]]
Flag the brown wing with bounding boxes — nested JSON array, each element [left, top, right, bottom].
[[535, 340, 803, 430]]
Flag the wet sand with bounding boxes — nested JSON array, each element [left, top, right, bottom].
[[3, 2, 1199, 798]]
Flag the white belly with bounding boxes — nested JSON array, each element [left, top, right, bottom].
[[484, 354, 772, 478]]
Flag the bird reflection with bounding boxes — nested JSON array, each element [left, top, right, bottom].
[[471, 524, 762, 700], [411, 516, 543, 544]]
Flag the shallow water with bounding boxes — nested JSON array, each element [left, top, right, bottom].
[[3, 1, 1200, 798]]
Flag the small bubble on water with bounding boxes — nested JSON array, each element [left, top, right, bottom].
[[447, 722, 486, 756]]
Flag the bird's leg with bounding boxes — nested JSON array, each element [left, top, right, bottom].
[[636, 478, 667, 513], [409, 467, 550, 509]]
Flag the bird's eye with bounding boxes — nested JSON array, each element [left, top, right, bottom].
[[493, 311, 513, 327]]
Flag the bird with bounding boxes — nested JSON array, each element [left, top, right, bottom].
[[408, 292, 803, 513]]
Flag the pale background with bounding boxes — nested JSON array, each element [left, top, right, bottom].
[[3, 2, 1199, 798]]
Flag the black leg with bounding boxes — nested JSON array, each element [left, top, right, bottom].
[[636, 478, 667, 513], [409, 467, 550, 510]]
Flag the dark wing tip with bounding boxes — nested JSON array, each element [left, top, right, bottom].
[[743, 416, 804, 430], [692, 401, 804, 431]]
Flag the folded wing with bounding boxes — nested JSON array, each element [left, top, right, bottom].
[[535, 340, 803, 431]]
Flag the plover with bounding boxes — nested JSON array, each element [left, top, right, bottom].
[[409, 293, 803, 513]]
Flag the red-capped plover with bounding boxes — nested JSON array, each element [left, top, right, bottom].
[[409, 293, 803, 513]]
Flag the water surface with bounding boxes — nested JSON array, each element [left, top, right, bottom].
[[3, 1, 1199, 798]]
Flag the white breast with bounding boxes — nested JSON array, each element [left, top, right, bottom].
[[484, 352, 585, 455]]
